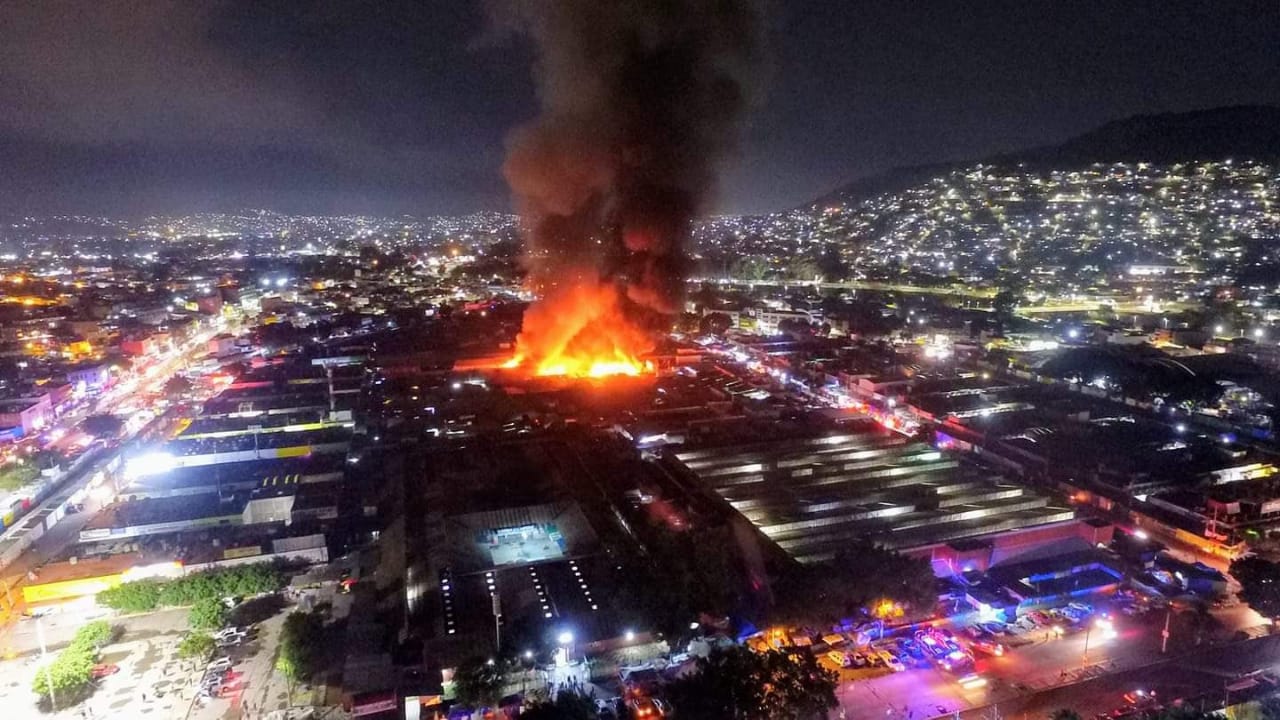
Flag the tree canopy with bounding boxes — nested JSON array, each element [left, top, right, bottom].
[[518, 687, 597, 720], [97, 563, 283, 614], [32, 621, 120, 704], [82, 414, 124, 439], [276, 611, 326, 687], [0, 461, 39, 491], [666, 646, 838, 720], [177, 632, 216, 661], [772, 544, 938, 626], [188, 597, 230, 630], [618, 525, 748, 639], [451, 657, 508, 709], [1231, 556, 1280, 619]]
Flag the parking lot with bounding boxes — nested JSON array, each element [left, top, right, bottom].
[[743, 585, 1275, 720]]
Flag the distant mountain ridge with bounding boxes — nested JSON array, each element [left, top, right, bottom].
[[818, 105, 1280, 207]]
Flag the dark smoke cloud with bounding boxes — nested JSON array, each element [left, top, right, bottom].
[[496, 0, 763, 321]]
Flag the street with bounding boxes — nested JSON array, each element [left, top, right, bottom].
[[831, 601, 1272, 720]]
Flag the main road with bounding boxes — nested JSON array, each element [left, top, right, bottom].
[[835, 601, 1272, 720], [0, 324, 226, 634]]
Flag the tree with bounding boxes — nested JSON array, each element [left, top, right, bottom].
[[620, 526, 748, 639], [97, 579, 161, 613], [452, 657, 507, 709], [785, 258, 822, 283], [32, 449, 64, 472], [730, 255, 772, 283], [188, 597, 229, 630], [700, 312, 734, 336], [81, 414, 124, 439], [773, 544, 937, 626], [97, 563, 284, 614], [0, 461, 39, 491], [1231, 557, 1280, 619], [177, 633, 216, 661], [519, 687, 597, 720], [276, 611, 325, 691], [777, 318, 813, 337], [69, 620, 115, 652], [164, 375, 193, 397], [816, 248, 849, 282], [31, 645, 96, 703], [667, 646, 838, 720]]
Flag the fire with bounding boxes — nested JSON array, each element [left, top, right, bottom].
[[507, 282, 654, 379]]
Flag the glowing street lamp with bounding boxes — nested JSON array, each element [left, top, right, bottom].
[[1084, 616, 1116, 663]]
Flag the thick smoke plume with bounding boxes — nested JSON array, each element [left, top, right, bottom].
[[498, 0, 762, 370]]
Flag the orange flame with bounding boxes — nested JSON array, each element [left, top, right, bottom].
[[508, 282, 654, 379]]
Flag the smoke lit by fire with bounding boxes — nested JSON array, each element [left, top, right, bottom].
[[494, 0, 762, 379]]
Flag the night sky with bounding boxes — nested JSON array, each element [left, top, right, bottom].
[[1, 0, 1278, 216]]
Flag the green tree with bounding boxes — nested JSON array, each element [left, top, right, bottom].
[[97, 579, 161, 613], [188, 597, 229, 630], [452, 658, 507, 709], [276, 611, 325, 690], [0, 461, 39, 491], [96, 563, 283, 614], [164, 375, 194, 397], [700, 312, 734, 336], [773, 544, 937, 626], [82, 414, 124, 439], [519, 687, 597, 720], [31, 646, 95, 702], [69, 620, 115, 652], [1231, 557, 1280, 619], [620, 525, 748, 639], [785, 258, 822, 283], [177, 633, 216, 661], [731, 256, 772, 283], [667, 646, 838, 720]]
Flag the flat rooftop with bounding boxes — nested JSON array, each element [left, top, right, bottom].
[[126, 454, 346, 496], [670, 430, 1074, 563]]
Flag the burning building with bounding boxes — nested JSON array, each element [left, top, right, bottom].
[[497, 0, 762, 379]]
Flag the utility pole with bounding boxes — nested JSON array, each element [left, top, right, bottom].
[[1161, 609, 1171, 653], [492, 592, 502, 653], [326, 365, 336, 417], [36, 616, 56, 712]]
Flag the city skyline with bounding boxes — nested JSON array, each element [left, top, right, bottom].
[[1, 1, 1278, 216]]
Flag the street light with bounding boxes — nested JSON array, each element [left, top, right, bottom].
[[1084, 617, 1117, 663], [36, 616, 56, 712]]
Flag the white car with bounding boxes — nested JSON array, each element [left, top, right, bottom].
[[216, 633, 246, 647], [207, 657, 233, 672]]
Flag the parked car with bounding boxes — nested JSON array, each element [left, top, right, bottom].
[[207, 657, 234, 672], [848, 652, 868, 667], [213, 627, 245, 640], [875, 649, 904, 672], [91, 663, 119, 679], [970, 639, 1005, 656], [827, 650, 853, 668], [627, 697, 666, 718]]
